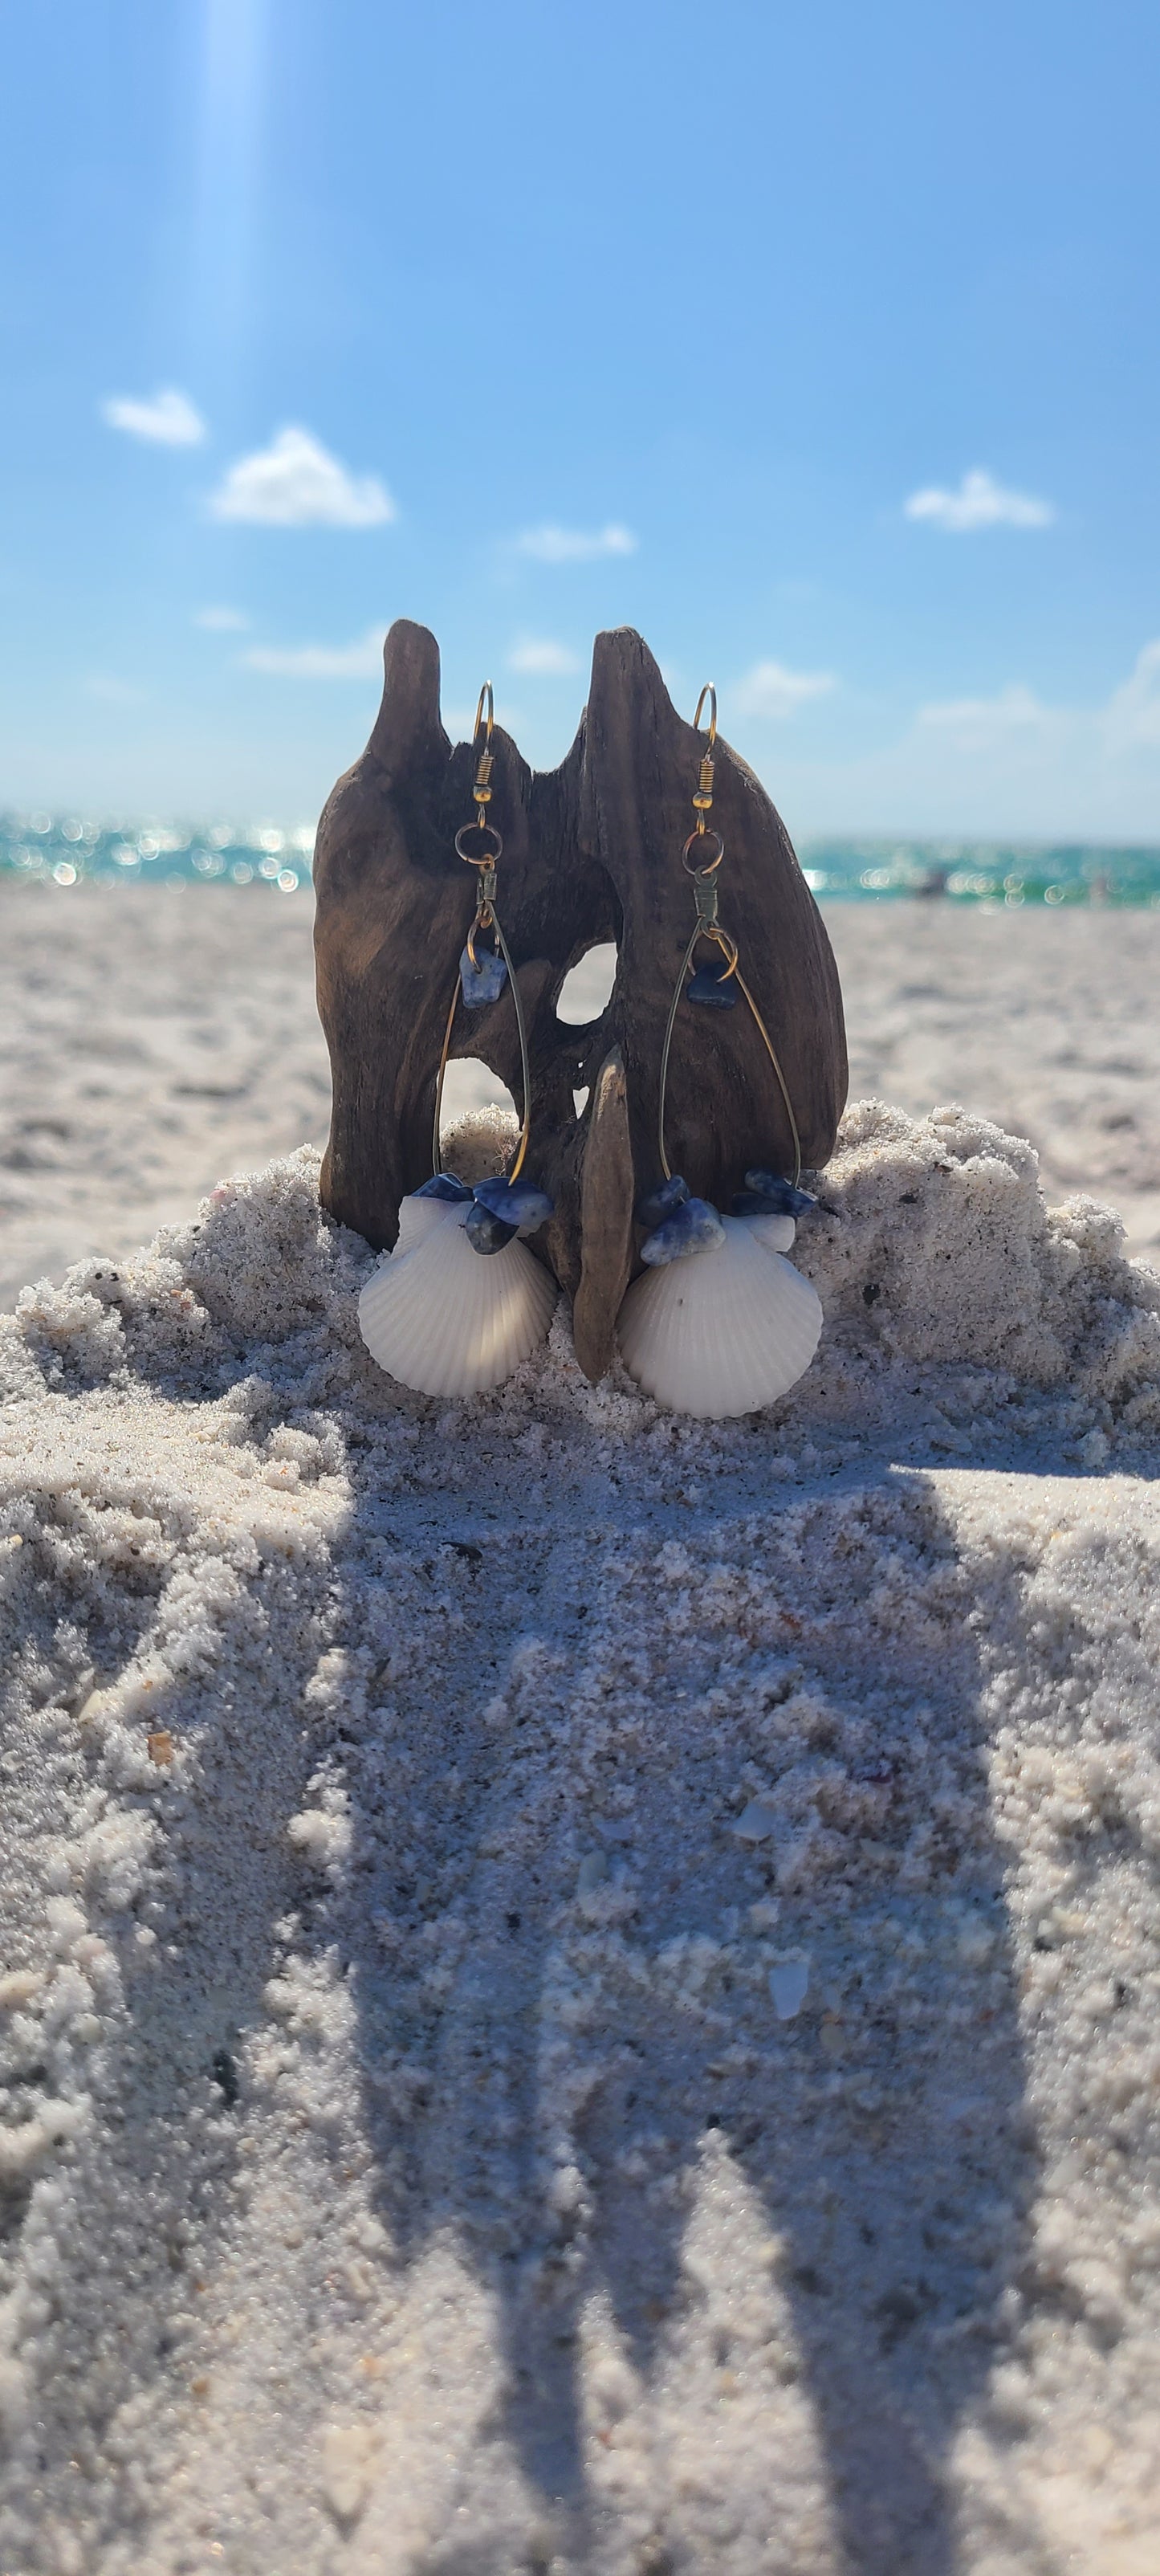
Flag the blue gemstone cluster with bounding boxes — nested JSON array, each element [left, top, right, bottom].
[[633, 1162, 816, 1267], [635, 1172, 725, 1267], [637, 1174, 692, 1230], [415, 1173, 474, 1203], [415, 1169, 554, 1253], [459, 941, 509, 1009], [466, 1174, 555, 1254], [731, 1168, 816, 1220]]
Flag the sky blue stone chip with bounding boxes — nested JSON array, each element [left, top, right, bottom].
[[637, 1174, 690, 1229], [686, 959, 738, 1006], [473, 1176, 554, 1234], [743, 1170, 816, 1217], [415, 1172, 473, 1202], [459, 944, 508, 1008], [465, 1200, 519, 1254], [640, 1196, 726, 1266]]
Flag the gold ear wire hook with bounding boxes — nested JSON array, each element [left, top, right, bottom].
[[691, 683, 717, 831], [472, 681, 495, 808]]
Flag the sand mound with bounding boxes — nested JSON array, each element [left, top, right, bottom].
[[2, 1107, 1159, 2574]]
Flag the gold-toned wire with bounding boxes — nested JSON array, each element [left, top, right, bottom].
[[431, 979, 462, 1175], [433, 683, 533, 1182], [656, 924, 702, 1180], [655, 685, 803, 1188], [433, 907, 532, 1181], [691, 683, 717, 831], [489, 911, 532, 1180], [733, 968, 802, 1186]]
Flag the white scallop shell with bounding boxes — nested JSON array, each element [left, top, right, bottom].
[[358, 1194, 556, 1397], [617, 1214, 822, 1418]]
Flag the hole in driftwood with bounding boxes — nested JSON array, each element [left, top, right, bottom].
[[438, 1058, 518, 1143], [556, 943, 618, 1025]]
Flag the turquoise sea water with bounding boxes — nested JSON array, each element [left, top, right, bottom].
[[3, 813, 1160, 905], [0, 814, 315, 894]]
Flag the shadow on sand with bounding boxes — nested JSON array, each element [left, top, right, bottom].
[[320, 1446, 1041, 2574]]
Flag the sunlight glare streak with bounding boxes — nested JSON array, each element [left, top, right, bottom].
[[189, 0, 270, 376]]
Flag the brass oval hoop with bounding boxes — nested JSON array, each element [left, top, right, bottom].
[[705, 927, 739, 980], [454, 821, 503, 867], [693, 683, 717, 747], [681, 825, 724, 877], [472, 681, 495, 748]]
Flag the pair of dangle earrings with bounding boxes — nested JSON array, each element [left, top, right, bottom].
[[358, 683, 823, 1416]]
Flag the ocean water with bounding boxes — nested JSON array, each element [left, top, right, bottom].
[[0, 815, 315, 894], [800, 839, 1160, 906], [3, 813, 1160, 906]]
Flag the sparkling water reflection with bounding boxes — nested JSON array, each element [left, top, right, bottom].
[[3, 817, 1160, 905], [0, 815, 317, 891]]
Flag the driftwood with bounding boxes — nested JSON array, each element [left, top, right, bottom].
[[314, 619, 848, 1380]]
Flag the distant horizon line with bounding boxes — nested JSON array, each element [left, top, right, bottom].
[[2, 810, 1160, 857]]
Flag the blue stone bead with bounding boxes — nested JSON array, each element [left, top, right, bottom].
[[637, 1174, 690, 1229], [640, 1196, 726, 1266], [415, 1172, 473, 1202], [743, 1169, 816, 1217], [686, 959, 738, 1007], [731, 1188, 788, 1219], [473, 1176, 554, 1235], [459, 943, 508, 1009], [465, 1199, 519, 1255]]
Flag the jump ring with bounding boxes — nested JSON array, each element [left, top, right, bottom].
[[454, 821, 503, 866], [682, 826, 724, 877]]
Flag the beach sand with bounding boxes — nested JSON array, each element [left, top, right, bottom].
[[2, 884, 1159, 1310], [2, 884, 1160, 2574]]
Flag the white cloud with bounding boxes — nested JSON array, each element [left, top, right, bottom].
[[515, 522, 637, 564], [507, 637, 580, 675], [904, 467, 1055, 532], [748, 642, 1160, 838], [736, 659, 835, 720], [101, 386, 206, 446], [209, 427, 395, 528], [242, 625, 385, 679], [1104, 639, 1160, 752], [195, 605, 250, 631], [916, 683, 1054, 750]]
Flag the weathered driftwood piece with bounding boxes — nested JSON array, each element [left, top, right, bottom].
[[314, 618, 848, 1382]]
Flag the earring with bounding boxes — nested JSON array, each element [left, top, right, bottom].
[[616, 687, 823, 1418], [358, 683, 556, 1396]]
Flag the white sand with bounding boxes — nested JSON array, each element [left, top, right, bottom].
[[0, 883, 332, 1313], [2, 1078, 1160, 2573], [2, 885, 1160, 1311]]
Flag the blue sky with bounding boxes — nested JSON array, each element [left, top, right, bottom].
[[2, 0, 1158, 838]]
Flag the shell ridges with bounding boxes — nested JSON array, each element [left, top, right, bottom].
[[359, 1196, 556, 1397], [617, 1214, 821, 1417]]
